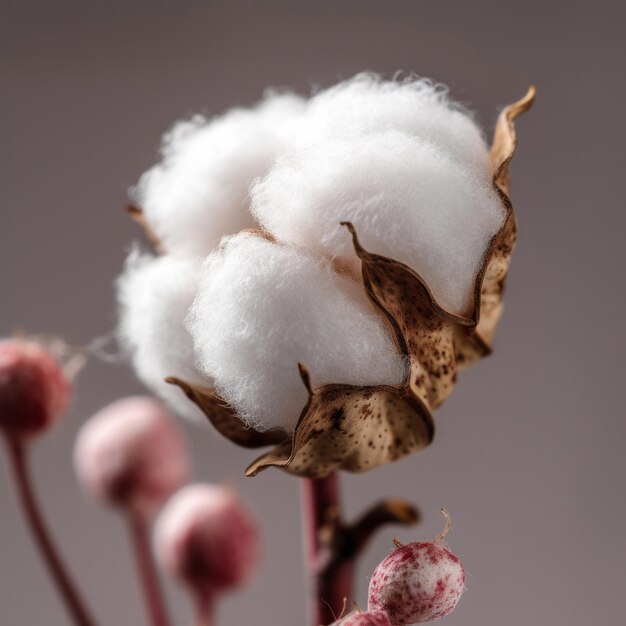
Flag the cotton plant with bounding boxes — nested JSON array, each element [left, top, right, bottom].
[[119, 73, 534, 624], [0, 73, 534, 626]]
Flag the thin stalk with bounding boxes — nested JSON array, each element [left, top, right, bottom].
[[127, 509, 172, 626], [192, 591, 214, 626], [301, 473, 352, 626], [4, 435, 96, 626]]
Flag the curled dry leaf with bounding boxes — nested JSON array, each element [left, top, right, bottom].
[[246, 364, 435, 476], [134, 88, 535, 478], [165, 376, 287, 449], [473, 85, 537, 350]]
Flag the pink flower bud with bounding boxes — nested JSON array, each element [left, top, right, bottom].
[[74, 396, 189, 514], [331, 610, 391, 625], [154, 484, 259, 596], [0, 338, 71, 438], [368, 539, 465, 625]]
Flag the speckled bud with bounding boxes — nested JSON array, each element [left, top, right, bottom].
[[331, 609, 391, 625], [0, 338, 71, 438], [368, 541, 465, 624], [74, 396, 189, 514], [154, 484, 259, 595]]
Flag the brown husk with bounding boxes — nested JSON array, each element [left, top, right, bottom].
[[166, 377, 287, 448]]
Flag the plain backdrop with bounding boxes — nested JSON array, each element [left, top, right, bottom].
[[2, 2, 625, 625]]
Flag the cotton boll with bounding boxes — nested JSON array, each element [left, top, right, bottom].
[[133, 92, 306, 257], [252, 132, 504, 316], [187, 234, 406, 433], [300, 73, 490, 172], [117, 250, 206, 420]]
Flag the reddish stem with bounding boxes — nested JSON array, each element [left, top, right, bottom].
[[127, 509, 172, 626], [3, 435, 97, 626], [192, 591, 214, 626], [301, 473, 352, 626]]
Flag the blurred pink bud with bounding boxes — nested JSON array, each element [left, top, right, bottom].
[[0, 338, 71, 439], [74, 396, 189, 514], [331, 610, 391, 625], [154, 484, 259, 596]]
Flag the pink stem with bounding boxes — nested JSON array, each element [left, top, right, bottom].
[[193, 591, 214, 626], [3, 435, 97, 626], [127, 509, 172, 626], [301, 473, 353, 626]]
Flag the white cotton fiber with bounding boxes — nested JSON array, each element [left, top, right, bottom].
[[298, 73, 490, 172], [252, 131, 504, 316], [187, 234, 407, 433], [121, 73, 502, 429], [117, 250, 207, 420], [133, 92, 306, 257]]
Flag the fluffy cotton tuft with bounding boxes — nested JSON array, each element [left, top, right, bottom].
[[117, 250, 206, 420], [122, 74, 502, 430], [253, 131, 504, 315], [133, 92, 305, 257], [187, 234, 406, 433], [299, 73, 489, 171]]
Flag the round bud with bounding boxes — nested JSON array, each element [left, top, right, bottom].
[[332, 610, 391, 625], [0, 338, 71, 438], [154, 484, 259, 596], [368, 540, 465, 624], [74, 396, 189, 514]]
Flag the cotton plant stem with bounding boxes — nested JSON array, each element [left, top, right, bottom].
[[192, 592, 214, 626], [301, 473, 352, 626], [3, 435, 97, 626], [127, 509, 172, 626]]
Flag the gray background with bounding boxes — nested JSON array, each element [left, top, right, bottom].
[[2, 1, 625, 625]]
